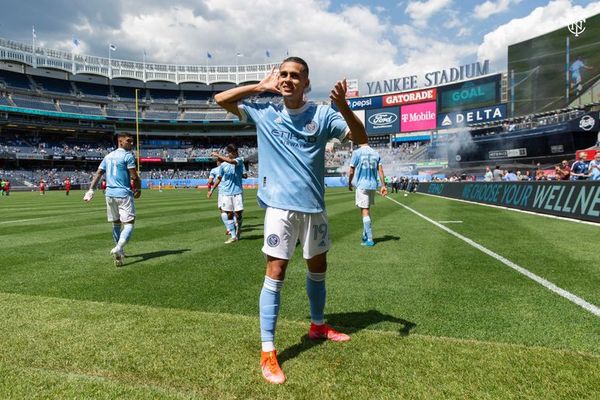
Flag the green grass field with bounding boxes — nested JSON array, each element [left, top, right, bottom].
[[1, 188, 599, 399]]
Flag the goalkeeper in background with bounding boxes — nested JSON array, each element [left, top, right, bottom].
[[83, 132, 141, 267]]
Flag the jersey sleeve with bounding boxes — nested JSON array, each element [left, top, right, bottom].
[[238, 101, 271, 124], [236, 156, 244, 167], [217, 164, 225, 178], [324, 106, 350, 141], [125, 152, 136, 169], [99, 157, 107, 171]]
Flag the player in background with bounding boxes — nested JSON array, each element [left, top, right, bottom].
[[348, 144, 388, 247], [39, 180, 46, 195], [101, 179, 107, 193], [209, 144, 244, 243], [215, 56, 368, 384], [588, 152, 600, 180], [207, 160, 230, 235], [64, 177, 71, 196], [570, 57, 593, 96], [0, 179, 5, 196], [84, 132, 141, 267], [5, 179, 9, 196]]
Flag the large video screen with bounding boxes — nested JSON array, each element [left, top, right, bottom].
[[507, 12, 600, 117], [437, 75, 501, 113]]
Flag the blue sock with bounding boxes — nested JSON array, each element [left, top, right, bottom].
[[363, 216, 372, 242], [112, 223, 122, 244], [226, 219, 236, 239], [117, 223, 134, 249], [306, 271, 326, 325], [260, 276, 284, 343], [221, 212, 229, 230]]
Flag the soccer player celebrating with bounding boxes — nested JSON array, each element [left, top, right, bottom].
[[209, 144, 245, 243], [84, 132, 141, 267], [207, 160, 230, 235], [348, 145, 388, 246], [215, 57, 368, 384]]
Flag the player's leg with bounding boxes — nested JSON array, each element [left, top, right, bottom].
[[258, 208, 299, 384], [111, 197, 136, 265], [361, 207, 374, 245], [222, 196, 237, 242], [302, 212, 350, 342]]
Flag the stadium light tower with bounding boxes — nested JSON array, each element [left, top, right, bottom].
[[108, 43, 117, 78]]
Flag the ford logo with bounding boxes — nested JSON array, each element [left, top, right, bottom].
[[368, 112, 397, 126]]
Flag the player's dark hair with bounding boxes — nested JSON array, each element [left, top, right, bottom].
[[282, 56, 309, 76], [226, 144, 238, 154], [117, 132, 133, 139]]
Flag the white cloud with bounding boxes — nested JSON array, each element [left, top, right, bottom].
[[405, 0, 453, 27], [478, 0, 600, 67], [473, 0, 521, 20]]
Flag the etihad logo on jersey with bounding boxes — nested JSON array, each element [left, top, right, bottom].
[[368, 112, 397, 127], [383, 89, 436, 107], [271, 129, 317, 148]]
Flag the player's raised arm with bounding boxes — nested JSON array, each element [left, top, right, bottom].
[[214, 67, 281, 118], [211, 152, 238, 165], [330, 79, 368, 145]]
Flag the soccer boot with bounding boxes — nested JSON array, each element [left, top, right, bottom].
[[260, 350, 286, 384], [361, 240, 375, 247], [224, 237, 238, 244], [110, 247, 125, 267], [308, 323, 351, 342]]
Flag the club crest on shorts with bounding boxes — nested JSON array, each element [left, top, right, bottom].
[[304, 121, 318, 133], [267, 234, 280, 247]]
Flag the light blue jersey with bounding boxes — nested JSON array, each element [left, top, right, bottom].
[[99, 148, 136, 197], [209, 166, 220, 189], [217, 157, 244, 196], [240, 101, 349, 213], [350, 146, 381, 190], [589, 160, 600, 180]]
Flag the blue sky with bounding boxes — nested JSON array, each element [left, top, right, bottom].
[[1, 0, 599, 97]]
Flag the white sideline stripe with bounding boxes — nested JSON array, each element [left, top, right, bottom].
[[386, 196, 600, 319], [438, 221, 463, 224], [419, 192, 600, 227]]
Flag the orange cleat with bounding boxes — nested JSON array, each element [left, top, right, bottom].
[[308, 323, 351, 342], [260, 350, 286, 384]]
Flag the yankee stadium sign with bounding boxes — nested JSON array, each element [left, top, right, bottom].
[[366, 60, 490, 95]]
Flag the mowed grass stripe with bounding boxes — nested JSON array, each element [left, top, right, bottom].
[[3, 190, 600, 356], [386, 195, 600, 319], [393, 192, 600, 306], [1, 292, 599, 399]]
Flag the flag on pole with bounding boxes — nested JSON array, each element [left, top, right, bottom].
[[72, 35, 80, 47], [109, 44, 117, 51], [207, 52, 212, 59], [266, 50, 271, 58], [32, 26, 37, 39]]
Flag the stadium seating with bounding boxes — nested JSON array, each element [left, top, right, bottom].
[[111, 86, 139, 100], [32, 75, 74, 95], [0, 70, 32, 90], [59, 103, 103, 116], [74, 81, 111, 99], [12, 97, 57, 111], [106, 108, 136, 119], [144, 110, 180, 120], [148, 89, 180, 104], [0, 96, 12, 106]]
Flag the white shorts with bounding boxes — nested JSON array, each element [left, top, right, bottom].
[[217, 192, 223, 210], [355, 189, 375, 209], [106, 196, 136, 223], [220, 193, 244, 212], [262, 207, 330, 260]]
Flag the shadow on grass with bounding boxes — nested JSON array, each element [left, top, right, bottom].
[[125, 249, 191, 266], [278, 310, 415, 365], [376, 235, 401, 244]]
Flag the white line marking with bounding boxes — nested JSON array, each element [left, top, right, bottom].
[[438, 221, 463, 224], [386, 195, 600, 318]]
